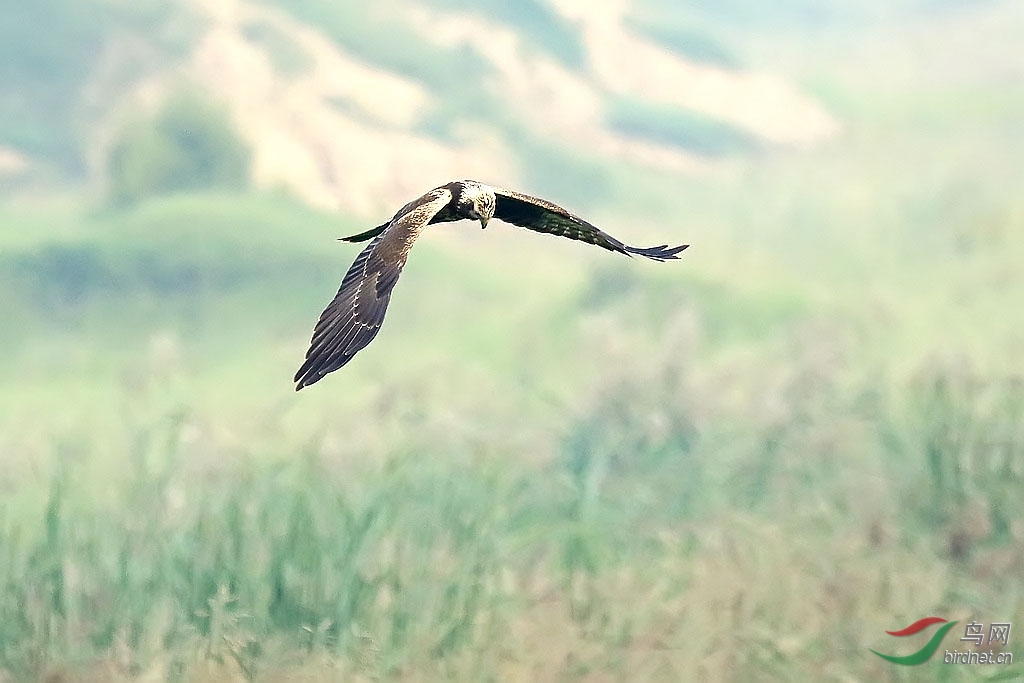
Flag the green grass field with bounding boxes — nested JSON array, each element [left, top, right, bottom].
[[3, 3, 1024, 681]]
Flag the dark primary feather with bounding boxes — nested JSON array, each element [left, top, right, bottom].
[[492, 187, 688, 261], [292, 236, 395, 389]]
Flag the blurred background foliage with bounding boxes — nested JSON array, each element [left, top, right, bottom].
[[606, 99, 760, 157], [106, 89, 251, 205], [1, 0, 1023, 680]]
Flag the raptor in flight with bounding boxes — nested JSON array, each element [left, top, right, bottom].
[[294, 180, 688, 390]]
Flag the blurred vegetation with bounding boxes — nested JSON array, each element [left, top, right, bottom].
[[1, 299, 1022, 680], [634, 0, 998, 27], [0, 0, 196, 177], [418, 0, 586, 67], [504, 128, 614, 209], [0, 195, 341, 365], [241, 19, 315, 77], [1, 163, 1021, 679], [607, 98, 760, 157], [1, 0, 1024, 681], [106, 90, 251, 206], [0, 0, 110, 169], [623, 16, 740, 69], [254, 1, 492, 97]]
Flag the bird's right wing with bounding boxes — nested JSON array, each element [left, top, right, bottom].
[[491, 186, 688, 261], [294, 188, 453, 389]]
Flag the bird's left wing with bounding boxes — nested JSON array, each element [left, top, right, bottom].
[[294, 188, 453, 389], [491, 186, 687, 261]]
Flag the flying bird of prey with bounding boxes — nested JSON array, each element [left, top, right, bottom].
[[294, 180, 688, 390]]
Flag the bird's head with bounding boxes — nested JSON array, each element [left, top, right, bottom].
[[458, 183, 496, 229]]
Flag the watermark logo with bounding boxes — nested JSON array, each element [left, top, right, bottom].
[[871, 617, 958, 666], [871, 617, 1013, 667]]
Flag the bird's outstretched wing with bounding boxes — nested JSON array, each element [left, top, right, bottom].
[[294, 188, 453, 390], [491, 187, 688, 261]]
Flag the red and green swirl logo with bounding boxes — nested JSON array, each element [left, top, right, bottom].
[[871, 617, 958, 666]]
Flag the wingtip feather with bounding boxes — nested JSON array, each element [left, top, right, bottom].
[[625, 243, 690, 261]]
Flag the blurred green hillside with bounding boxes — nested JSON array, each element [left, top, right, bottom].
[[1, 0, 1023, 681]]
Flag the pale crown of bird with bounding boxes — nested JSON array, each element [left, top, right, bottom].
[[457, 181, 496, 228]]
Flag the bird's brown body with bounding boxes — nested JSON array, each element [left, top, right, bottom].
[[294, 180, 688, 389]]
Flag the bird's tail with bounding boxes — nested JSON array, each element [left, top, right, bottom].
[[339, 222, 389, 243]]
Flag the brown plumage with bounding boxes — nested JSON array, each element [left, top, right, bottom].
[[294, 180, 688, 389]]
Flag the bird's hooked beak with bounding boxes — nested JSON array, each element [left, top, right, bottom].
[[479, 215, 489, 230]]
